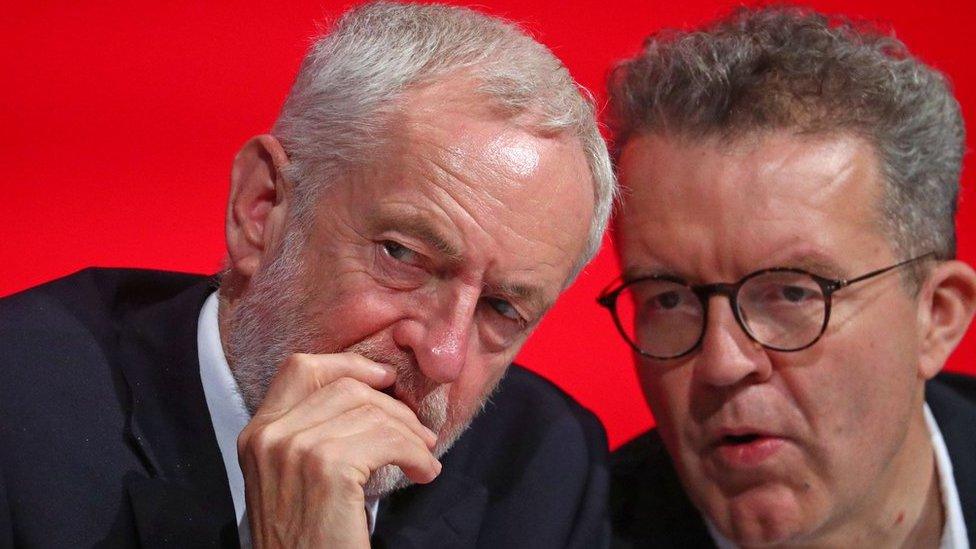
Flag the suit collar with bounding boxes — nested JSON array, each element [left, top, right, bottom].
[[372, 470, 488, 547], [116, 275, 238, 547]]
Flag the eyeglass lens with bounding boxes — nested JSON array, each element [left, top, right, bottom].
[[616, 271, 829, 358]]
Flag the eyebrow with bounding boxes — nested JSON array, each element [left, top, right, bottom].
[[370, 210, 464, 264], [370, 207, 553, 315], [773, 251, 848, 279], [620, 252, 847, 284], [621, 265, 681, 283]]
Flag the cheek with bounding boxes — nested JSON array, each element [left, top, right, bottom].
[[779, 321, 921, 475], [304, 281, 411, 350]]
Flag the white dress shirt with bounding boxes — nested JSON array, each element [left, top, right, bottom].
[[707, 403, 969, 548], [196, 292, 380, 548]]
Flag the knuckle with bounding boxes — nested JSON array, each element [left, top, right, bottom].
[[377, 424, 410, 446], [359, 403, 387, 426], [279, 352, 310, 374], [390, 398, 416, 419], [245, 423, 281, 456], [338, 351, 368, 367], [300, 442, 339, 476], [332, 376, 368, 399], [280, 431, 308, 457]]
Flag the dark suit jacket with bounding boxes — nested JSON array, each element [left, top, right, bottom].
[[609, 373, 976, 548], [0, 268, 609, 548]]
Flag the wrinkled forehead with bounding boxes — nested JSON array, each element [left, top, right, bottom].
[[614, 131, 892, 274], [379, 84, 595, 282]]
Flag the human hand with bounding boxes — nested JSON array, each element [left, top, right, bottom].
[[238, 353, 442, 548]]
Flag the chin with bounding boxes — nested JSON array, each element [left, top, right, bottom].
[[703, 485, 818, 548], [363, 463, 414, 499]]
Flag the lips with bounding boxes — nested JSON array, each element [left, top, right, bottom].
[[710, 429, 786, 468]]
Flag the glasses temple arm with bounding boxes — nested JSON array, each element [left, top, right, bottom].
[[839, 252, 936, 287]]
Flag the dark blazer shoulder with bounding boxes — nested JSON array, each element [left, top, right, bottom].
[[374, 365, 610, 548], [0, 267, 210, 338], [463, 366, 608, 492], [0, 267, 210, 411], [0, 268, 232, 548], [611, 430, 714, 548], [492, 365, 607, 439]]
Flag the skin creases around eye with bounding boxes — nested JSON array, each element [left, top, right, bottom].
[[374, 240, 429, 289], [478, 296, 530, 347]]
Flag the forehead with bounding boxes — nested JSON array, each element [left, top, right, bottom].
[[616, 131, 891, 278], [336, 79, 594, 285]]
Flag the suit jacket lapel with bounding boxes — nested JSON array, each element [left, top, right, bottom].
[[372, 471, 488, 548], [116, 276, 238, 547]]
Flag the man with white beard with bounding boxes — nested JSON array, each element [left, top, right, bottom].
[[0, 2, 615, 547]]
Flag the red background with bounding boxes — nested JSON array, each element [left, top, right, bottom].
[[4, 1, 975, 449]]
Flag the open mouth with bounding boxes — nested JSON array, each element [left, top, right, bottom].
[[712, 431, 785, 467], [722, 433, 762, 445]]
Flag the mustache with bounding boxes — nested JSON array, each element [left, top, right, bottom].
[[342, 340, 441, 397]]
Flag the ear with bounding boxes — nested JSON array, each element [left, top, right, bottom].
[[226, 135, 291, 279], [916, 260, 976, 379]]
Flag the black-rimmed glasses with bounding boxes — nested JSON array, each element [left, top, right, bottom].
[[597, 253, 934, 360]]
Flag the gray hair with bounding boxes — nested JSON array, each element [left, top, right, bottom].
[[272, 1, 615, 280], [609, 6, 965, 275]]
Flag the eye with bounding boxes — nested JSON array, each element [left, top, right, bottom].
[[758, 283, 819, 305], [483, 296, 522, 322], [780, 285, 812, 303], [381, 240, 420, 265], [745, 279, 822, 309], [651, 290, 683, 310]]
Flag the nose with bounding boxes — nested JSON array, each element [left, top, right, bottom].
[[693, 295, 772, 387], [392, 284, 479, 384]]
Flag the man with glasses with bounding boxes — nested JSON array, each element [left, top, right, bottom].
[[604, 7, 976, 548]]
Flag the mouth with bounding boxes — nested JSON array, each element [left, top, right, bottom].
[[721, 433, 763, 445], [710, 430, 786, 468]]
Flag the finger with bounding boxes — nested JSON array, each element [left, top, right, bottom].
[[272, 377, 438, 448], [242, 400, 438, 485], [258, 352, 396, 414], [293, 417, 442, 489], [341, 424, 443, 485]]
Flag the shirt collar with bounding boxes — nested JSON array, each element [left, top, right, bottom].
[[197, 292, 252, 545], [705, 403, 968, 548]]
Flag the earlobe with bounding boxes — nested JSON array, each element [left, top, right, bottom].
[[226, 135, 292, 279], [917, 260, 976, 379]]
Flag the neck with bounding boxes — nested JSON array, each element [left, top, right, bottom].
[[215, 285, 236, 371], [901, 464, 944, 548], [862, 407, 943, 549]]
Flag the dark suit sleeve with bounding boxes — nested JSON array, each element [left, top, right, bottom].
[[0, 464, 13, 548], [566, 408, 611, 549]]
